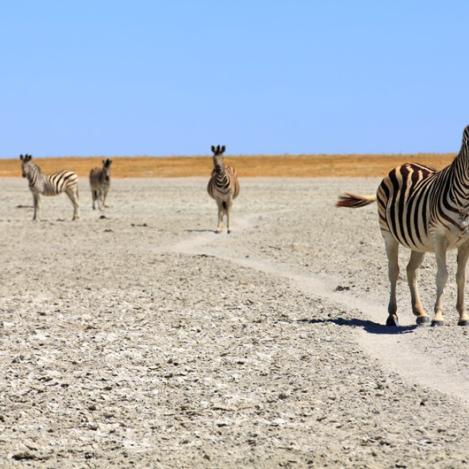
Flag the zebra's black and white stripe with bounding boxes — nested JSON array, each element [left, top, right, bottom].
[[89, 159, 112, 210], [20, 154, 80, 221], [207, 145, 240, 233], [337, 125, 469, 327]]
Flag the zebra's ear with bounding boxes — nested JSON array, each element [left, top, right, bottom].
[[211, 145, 216, 154], [27, 154, 32, 161], [221, 145, 226, 154], [19, 154, 24, 160]]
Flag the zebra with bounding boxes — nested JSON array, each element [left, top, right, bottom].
[[89, 158, 112, 210], [20, 154, 80, 221], [207, 145, 240, 233], [336, 125, 469, 327]]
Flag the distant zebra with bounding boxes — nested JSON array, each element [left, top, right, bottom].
[[20, 154, 79, 221], [207, 145, 240, 233], [336, 125, 469, 327], [89, 159, 112, 210]]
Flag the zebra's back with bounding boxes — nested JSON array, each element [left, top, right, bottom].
[[377, 162, 445, 251], [42, 170, 78, 196]]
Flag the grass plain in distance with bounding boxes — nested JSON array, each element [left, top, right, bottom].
[[0, 154, 456, 178]]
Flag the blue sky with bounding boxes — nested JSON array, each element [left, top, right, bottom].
[[1, 1, 468, 157]]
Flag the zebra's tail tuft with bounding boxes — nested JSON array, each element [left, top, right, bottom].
[[336, 192, 376, 208]]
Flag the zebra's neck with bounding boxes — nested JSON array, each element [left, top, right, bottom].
[[27, 164, 46, 191], [215, 170, 226, 178], [449, 148, 469, 212]]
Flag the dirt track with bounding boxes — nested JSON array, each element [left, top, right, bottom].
[[1, 178, 469, 468]]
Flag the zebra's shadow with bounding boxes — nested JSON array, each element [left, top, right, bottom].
[[184, 229, 215, 233], [297, 317, 416, 335]]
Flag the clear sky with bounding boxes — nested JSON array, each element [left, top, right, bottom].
[[1, 1, 468, 157]]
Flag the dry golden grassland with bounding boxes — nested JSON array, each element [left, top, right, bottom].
[[0, 154, 456, 178]]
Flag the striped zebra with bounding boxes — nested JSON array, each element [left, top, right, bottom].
[[89, 159, 112, 210], [20, 154, 80, 221], [207, 145, 240, 233], [336, 125, 469, 327]]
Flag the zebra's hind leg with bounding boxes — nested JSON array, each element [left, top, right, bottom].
[[66, 188, 80, 221], [456, 240, 469, 326], [384, 233, 400, 326], [406, 250, 429, 325], [432, 235, 449, 326]]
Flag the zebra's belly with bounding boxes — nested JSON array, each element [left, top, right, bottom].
[[380, 217, 433, 252], [383, 221, 469, 252]]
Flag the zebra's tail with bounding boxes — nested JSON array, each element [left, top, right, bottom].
[[336, 192, 376, 208]]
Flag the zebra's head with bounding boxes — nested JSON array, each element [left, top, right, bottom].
[[102, 158, 112, 181], [19, 154, 33, 178], [211, 145, 226, 173]]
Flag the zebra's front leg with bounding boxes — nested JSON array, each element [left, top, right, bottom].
[[92, 190, 97, 210], [432, 236, 449, 326], [456, 240, 469, 326], [226, 199, 233, 234], [215, 200, 224, 233], [97, 190, 105, 211], [384, 233, 400, 326], [32, 193, 40, 221], [103, 188, 110, 208], [407, 250, 429, 325]]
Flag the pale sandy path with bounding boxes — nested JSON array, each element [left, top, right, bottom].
[[171, 211, 469, 406]]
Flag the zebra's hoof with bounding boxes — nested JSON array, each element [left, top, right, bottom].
[[386, 315, 399, 327], [457, 319, 469, 326], [431, 320, 445, 327], [416, 316, 430, 326], [227, 230, 231, 234]]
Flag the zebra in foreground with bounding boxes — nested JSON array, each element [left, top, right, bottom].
[[89, 159, 112, 210], [337, 125, 469, 327], [20, 154, 79, 221], [207, 145, 240, 233]]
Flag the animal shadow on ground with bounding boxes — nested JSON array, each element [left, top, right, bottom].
[[297, 317, 416, 335], [184, 228, 215, 233]]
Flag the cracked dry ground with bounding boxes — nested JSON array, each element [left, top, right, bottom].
[[1, 178, 468, 468]]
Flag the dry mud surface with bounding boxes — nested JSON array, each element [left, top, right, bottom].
[[1, 177, 469, 468]]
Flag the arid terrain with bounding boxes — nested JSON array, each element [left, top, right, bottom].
[[1, 177, 469, 468]]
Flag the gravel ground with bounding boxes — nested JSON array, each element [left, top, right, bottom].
[[1, 177, 469, 468]]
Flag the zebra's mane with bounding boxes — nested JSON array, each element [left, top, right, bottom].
[[28, 161, 42, 174]]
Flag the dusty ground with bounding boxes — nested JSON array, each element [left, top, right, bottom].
[[1, 177, 469, 468]]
